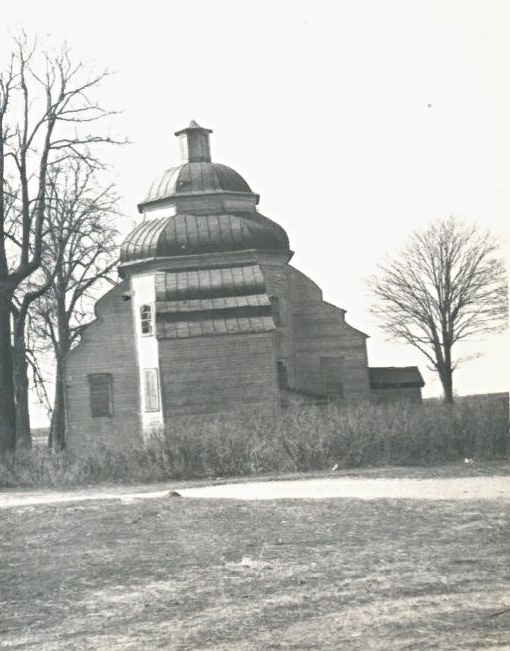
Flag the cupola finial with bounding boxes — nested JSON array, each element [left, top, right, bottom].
[[174, 120, 213, 163]]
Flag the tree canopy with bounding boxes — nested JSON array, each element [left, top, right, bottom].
[[0, 34, 122, 451]]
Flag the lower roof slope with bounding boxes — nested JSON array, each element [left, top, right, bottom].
[[154, 264, 275, 339]]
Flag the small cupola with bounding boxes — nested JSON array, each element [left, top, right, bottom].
[[121, 121, 292, 270], [137, 121, 264, 215], [175, 120, 213, 163]]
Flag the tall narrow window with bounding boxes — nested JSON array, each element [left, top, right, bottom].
[[277, 360, 288, 389], [321, 357, 345, 397], [88, 373, 113, 417], [140, 304, 153, 335], [269, 296, 282, 326], [142, 368, 160, 411]]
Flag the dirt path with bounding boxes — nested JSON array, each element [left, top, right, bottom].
[[181, 475, 510, 500], [0, 474, 508, 508]]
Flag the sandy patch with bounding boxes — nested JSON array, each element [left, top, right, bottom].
[[0, 474, 508, 508], [179, 476, 510, 500]]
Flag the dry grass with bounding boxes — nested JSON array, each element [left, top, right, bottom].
[[1, 467, 509, 650], [1, 395, 508, 489]]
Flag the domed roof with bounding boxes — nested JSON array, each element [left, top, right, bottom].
[[120, 212, 290, 263], [140, 162, 254, 210], [121, 122, 290, 267], [138, 120, 258, 212]]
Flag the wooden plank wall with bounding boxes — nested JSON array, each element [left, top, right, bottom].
[[159, 331, 280, 417], [372, 387, 423, 403], [286, 266, 371, 400], [65, 281, 141, 453]]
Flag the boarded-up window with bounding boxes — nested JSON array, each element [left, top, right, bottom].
[[142, 368, 160, 411], [88, 373, 113, 417], [140, 304, 153, 335], [277, 360, 288, 389], [321, 357, 345, 397], [269, 296, 282, 326]]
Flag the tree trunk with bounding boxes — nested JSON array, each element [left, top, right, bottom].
[[0, 293, 16, 452], [441, 342, 454, 404], [439, 365, 454, 404], [50, 299, 70, 451], [13, 312, 32, 449], [50, 355, 67, 451]]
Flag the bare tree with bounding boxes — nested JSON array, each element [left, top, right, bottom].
[[12, 275, 58, 448], [32, 162, 119, 450], [0, 35, 122, 451], [369, 217, 508, 403]]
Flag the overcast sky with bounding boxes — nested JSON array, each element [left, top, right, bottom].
[[3, 0, 509, 417]]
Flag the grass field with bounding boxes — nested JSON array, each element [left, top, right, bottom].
[[1, 466, 509, 650]]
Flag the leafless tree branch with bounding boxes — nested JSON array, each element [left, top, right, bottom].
[[368, 216, 508, 402]]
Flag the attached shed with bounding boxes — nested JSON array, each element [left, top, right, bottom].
[[369, 367, 425, 403]]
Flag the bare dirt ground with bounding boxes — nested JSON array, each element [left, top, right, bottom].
[[1, 462, 509, 650]]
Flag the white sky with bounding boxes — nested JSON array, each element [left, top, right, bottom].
[[3, 0, 509, 423]]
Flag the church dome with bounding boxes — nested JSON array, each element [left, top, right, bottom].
[[120, 121, 290, 266], [120, 211, 289, 263], [138, 120, 258, 212]]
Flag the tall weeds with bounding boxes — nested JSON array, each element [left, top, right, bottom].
[[0, 395, 507, 488]]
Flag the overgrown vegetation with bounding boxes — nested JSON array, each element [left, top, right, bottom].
[[1, 395, 507, 489]]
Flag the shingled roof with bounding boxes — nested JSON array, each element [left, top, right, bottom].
[[369, 367, 425, 389], [154, 264, 275, 339]]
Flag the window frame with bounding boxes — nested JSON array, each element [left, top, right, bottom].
[[139, 304, 154, 336], [320, 356, 345, 398], [88, 373, 113, 418], [142, 368, 161, 412], [277, 359, 288, 389]]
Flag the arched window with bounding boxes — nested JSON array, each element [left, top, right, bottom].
[[140, 304, 153, 335]]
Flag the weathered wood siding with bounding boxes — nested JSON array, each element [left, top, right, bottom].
[[371, 387, 423, 403], [286, 266, 371, 400], [257, 253, 295, 385], [65, 249, 374, 452], [159, 331, 280, 418], [65, 281, 141, 453]]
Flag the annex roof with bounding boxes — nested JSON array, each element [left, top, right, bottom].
[[369, 367, 425, 388]]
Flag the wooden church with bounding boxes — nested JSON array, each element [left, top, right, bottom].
[[64, 121, 424, 450]]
